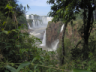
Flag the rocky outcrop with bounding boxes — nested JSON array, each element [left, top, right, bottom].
[[46, 21, 63, 47], [46, 21, 81, 48]]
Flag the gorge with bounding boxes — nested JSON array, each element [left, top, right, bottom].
[[26, 14, 64, 51]]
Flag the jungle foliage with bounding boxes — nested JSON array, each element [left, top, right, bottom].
[[1, 0, 96, 72], [47, 0, 96, 72], [0, 0, 62, 72]]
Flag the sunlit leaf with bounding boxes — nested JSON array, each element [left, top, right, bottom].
[[17, 62, 30, 72], [3, 30, 9, 34], [31, 57, 38, 63], [5, 65, 16, 72], [72, 69, 92, 72]]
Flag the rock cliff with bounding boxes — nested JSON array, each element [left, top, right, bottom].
[[46, 21, 63, 47], [46, 21, 81, 48]]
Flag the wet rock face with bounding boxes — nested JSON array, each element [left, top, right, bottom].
[[46, 21, 81, 48], [46, 21, 63, 47]]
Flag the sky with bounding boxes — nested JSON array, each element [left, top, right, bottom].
[[17, 0, 52, 16]]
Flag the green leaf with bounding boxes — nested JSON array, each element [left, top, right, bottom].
[[5, 70, 10, 72], [11, 63, 15, 66], [34, 64, 38, 70], [17, 62, 30, 72], [72, 69, 92, 72], [31, 57, 38, 63], [29, 70, 33, 72], [11, 29, 17, 32], [3, 30, 9, 34], [5, 65, 16, 72], [5, 4, 13, 10], [3, 21, 6, 25], [18, 26, 21, 29], [15, 45, 21, 48], [27, 4, 30, 9]]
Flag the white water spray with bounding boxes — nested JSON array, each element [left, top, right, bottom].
[[60, 24, 64, 32], [48, 39, 59, 51], [26, 15, 53, 28], [26, 15, 59, 51], [28, 23, 32, 29], [40, 30, 46, 46]]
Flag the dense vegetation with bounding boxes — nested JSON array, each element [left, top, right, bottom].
[[47, 0, 96, 72], [1, 0, 96, 72], [0, 0, 61, 72]]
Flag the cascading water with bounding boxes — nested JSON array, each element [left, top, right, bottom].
[[47, 24, 65, 51], [26, 14, 61, 51], [28, 23, 32, 29], [40, 30, 46, 46], [52, 39, 59, 51], [48, 39, 59, 51], [26, 15, 53, 28], [60, 24, 64, 32]]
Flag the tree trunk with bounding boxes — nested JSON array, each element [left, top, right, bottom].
[[94, 8, 96, 21], [83, 7, 94, 59], [61, 23, 67, 65]]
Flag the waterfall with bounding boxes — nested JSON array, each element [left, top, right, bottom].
[[28, 23, 32, 29], [40, 30, 46, 46], [26, 14, 56, 51], [48, 39, 59, 51], [33, 20, 35, 28], [60, 24, 64, 32], [52, 39, 59, 51], [26, 15, 53, 28]]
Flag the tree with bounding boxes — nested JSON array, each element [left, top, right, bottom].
[[0, 0, 29, 64], [1, 0, 26, 16], [47, 0, 96, 64], [75, 0, 95, 59], [47, 0, 76, 65]]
